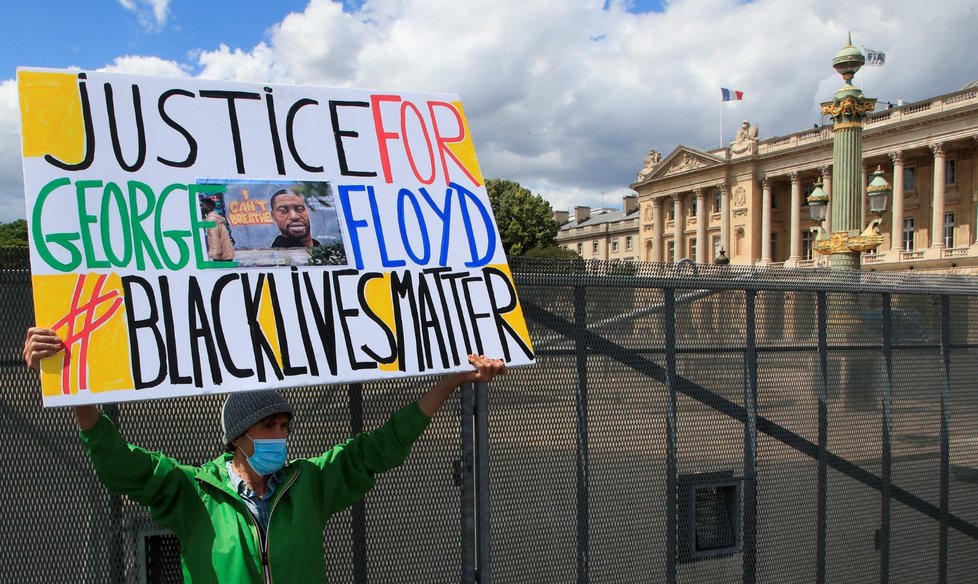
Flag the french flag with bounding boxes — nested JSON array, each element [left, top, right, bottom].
[[721, 87, 744, 101]]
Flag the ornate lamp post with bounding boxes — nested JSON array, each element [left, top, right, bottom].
[[809, 34, 889, 269]]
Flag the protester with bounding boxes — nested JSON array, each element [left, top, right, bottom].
[[23, 326, 505, 583]]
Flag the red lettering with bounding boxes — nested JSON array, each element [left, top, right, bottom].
[[371, 94, 402, 183], [401, 100, 436, 185], [428, 101, 481, 187]]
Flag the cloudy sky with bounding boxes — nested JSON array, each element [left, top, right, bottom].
[[1, 0, 976, 221]]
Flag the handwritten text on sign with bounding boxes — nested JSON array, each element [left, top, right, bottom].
[[19, 69, 534, 406]]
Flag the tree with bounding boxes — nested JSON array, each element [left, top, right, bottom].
[[0, 219, 28, 246], [485, 178, 559, 256]]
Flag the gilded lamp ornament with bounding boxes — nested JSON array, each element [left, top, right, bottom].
[[810, 167, 890, 256]]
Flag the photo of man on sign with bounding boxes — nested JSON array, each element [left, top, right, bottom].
[[269, 188, 320, 248], [200, 179, 348, 267]]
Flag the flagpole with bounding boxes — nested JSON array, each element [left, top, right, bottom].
[[719, 99, 724, 150]]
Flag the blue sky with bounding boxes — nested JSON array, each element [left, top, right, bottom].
[[1, 1, 308, 78], [0, 0, 974, 220], [1, 0, 666, 79]]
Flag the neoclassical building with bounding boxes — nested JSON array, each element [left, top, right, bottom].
[[559, 81, 978, 273]]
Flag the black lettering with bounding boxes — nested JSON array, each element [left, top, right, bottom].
[[45, 73, 95, 171], [211, 273, 253, 378], [461, 276, 489, 355], [157, 89, 198, 168], [333, 269, 376, 371], [121, 275, 166, 389], [286, 98, 323, 172], [415, 273, 449, 369], [267, 272, 306, 377], [329, 100, 376, 177], [391, 271, 424, 372], [426, 267, 462, 366], [187, 276, 222, 387], [198, 90, 262, 174], [302, 271, 338, 376], [240, 273, 284, 382], [442, 271, 474, 354], [158, 276, 192, 385], [482, 267, 534, 361], [290, 268, 318, 376], [356, 272, 397, 364], [264, 87, 286, 175], [104, 83, 147, 172]]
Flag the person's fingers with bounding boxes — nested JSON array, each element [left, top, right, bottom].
[[23, 328, 65, 370], [466, 354, 507, 382]]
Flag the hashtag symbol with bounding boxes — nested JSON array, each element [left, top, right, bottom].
[[50, 274, 124, 395]]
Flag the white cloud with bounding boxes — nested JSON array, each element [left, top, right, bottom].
[[2, 0, 977, 220], [118, 0, 171, 32], [98, 55, 189, 77]]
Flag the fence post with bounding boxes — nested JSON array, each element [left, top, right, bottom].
[[743, 290, 758, 584], [460, 382, 476, 584], [104, 403, 126, 584], [664, 288, 678, 584], [938, 295, 951, 584], [573, 285, 590, 584], [816, 292, 828, 584], [348, 383, 368, 584], [475, 381, 493, 584], [880, 295, 892, 583]]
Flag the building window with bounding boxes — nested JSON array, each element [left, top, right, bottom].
[[946, 159, 956, 185], [668, 205, 676, 221], [713, 192, 722, 213], [689, 238, 697, 260], [612, 238, 620, 253], [770, 233, 778, 262], [770, 187, 778, 209], [592, 241, 599, 255], [801, 230, 813, 261], [944, 212, 955, 247], [712, 235, 721, 261], [576, 242, 583, 255], [902, 217, 915, 251], [667, 241, 676, 263], [904, 166, 916, 191], [690, 197, 698, 217], [625, 235, 633, 251]]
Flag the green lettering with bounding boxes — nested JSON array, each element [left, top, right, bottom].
[[32, 177, 81, 272], [155, 183, 192, 270], [101, 182, 133, 267], [127, 181, 162, 270], [76, 180, 110, 269]]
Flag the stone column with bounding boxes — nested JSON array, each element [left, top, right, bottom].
[[889, 151, 904, 255], [718, 182, 730, 257], [788, 172, 801, 264], [761, 178, 772, 264], [931, 142, 946, 249], [672, 193, 684, 260], [652, 198, 664, 262], [861, 165, 870, 227], [820, 165, 833, 234], [695, 189, 707, 263]]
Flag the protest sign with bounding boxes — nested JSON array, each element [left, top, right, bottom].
[[18, 69, 534, 406]]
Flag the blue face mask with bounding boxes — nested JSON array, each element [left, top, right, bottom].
[[244, 434, 288, 476]]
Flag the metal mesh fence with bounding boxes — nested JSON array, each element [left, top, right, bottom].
[[3, 254, 978, 582]]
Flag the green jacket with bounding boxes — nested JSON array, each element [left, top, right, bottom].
[[80, 402, 432, 583]]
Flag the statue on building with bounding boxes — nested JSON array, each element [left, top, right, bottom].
[[636, 149, 662, 181], [730, 120, 758, 155]]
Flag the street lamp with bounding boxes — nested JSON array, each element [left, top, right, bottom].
[[809, 34, 888, 268]]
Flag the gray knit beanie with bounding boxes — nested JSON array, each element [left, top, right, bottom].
[[221, 390, 294, 446]]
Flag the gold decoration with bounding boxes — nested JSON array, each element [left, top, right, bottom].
[[821, 95, 877, 117], [811, 219, 884, 256]]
